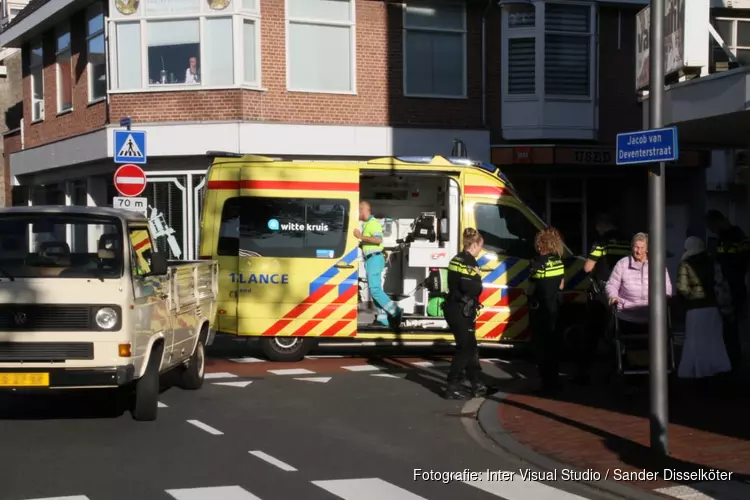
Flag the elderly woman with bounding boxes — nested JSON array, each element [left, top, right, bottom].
[[606, 233, 673, 328], [676, 236, 732, 379]]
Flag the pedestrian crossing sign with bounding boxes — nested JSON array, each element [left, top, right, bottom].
[[114, 129, 147, 164]]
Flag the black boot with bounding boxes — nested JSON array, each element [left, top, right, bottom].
[[470, 381, 488, 398], [444, 382, 470, 400]]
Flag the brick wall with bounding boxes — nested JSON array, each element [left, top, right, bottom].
[[0, 51, 23, 207], [109, 0, 484, 128], [20, 3, 107, 150]]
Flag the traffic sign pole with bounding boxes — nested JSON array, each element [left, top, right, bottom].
[[648, 0, 669, 457]]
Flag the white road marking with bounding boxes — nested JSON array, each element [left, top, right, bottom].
[[248, 450, 298, 471], [313, 478, 427, 499], [465, 471, 588, 499], [212, 381, 253, 388], [481, 358, 509, 364], [166, 486, 262, 500], [268, 368, 316, 375], [187, 420, 224, 436], [204, 372, 238, 379], [229, 357, 265, 363], [656, 481, 750, 499], [26, 496, 90, 500], [294, 377, 331, 383], [410, 361, 433, 367], [158, 402, 168, 408], [371, 373, 405, 378], [342, 365, 382, 372], [306, 355, 345, 358]]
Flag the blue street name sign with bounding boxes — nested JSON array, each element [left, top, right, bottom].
[[114, 129, 147, 164], [616, 127, 679, 165]]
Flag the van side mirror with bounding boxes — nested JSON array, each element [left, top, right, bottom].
[[148, 252, 168, 275]]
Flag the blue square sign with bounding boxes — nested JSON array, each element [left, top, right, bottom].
[[114, 129, 147, 164], [616, 127, 678, 166]]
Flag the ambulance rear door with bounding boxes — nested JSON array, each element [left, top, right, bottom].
[[463, 172, 543, 342], [236, 163, 360, 360]]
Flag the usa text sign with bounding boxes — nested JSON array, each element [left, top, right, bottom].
[[616, 127, 679, 165]]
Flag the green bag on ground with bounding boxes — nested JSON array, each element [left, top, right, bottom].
[[427, 296, 445, 317]]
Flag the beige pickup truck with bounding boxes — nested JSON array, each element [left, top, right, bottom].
[[0, 206, 218, 421]]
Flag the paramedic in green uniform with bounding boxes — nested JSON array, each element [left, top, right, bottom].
[[354, 201, 403, 327]]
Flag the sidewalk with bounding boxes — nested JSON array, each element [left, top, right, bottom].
[[478, 369, 750, 500]]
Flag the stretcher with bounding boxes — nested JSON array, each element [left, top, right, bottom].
[[610, 302, 676, 378]]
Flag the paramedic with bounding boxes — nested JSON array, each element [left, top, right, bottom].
[[577, 213, 630, 384], [528, 228, 566, 394], [444, 228, 487, 400], [354, 201, 403, 327]]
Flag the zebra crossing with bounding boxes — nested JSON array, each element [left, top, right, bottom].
[[21, 473, 592, 500]]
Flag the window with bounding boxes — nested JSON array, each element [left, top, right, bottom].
[[128, 227, 154, 275], [86, 4, 106, 101], [30, 41, 43, 121], [713, 18, 750, 65], [243, 19, 258, 85], [56, 25, 73, 112], [147, 20, 201, 85], [474, 203, 539, 260], [116, 23, 142, 89], [217, 197, 350, 258], [544, 3, 592, 96], [204, 17, 234, 86], [287, 0, 355, 93], [403, 1, 466, 98], [505, 3, 536, 95]]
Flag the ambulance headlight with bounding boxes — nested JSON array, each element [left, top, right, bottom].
[[95, 307, 118, 330]]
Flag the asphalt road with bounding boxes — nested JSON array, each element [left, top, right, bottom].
[[0, 347, 624, 500]]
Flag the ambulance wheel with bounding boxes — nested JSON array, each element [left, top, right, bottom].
[[261, 337, 314, 362], [131, 343, 162, 421], [180, 338, 205, 390]]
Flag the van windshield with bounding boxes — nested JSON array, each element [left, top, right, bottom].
[[0, 214, 123, 279]]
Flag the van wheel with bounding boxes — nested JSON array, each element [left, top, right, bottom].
[[261, 337, 314, 362], [131, 344, 162, 421], [180, 339, 205, 390]]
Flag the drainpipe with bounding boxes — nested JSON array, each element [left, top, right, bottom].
[[481, 0, 494, 128]]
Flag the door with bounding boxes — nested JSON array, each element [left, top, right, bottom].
[[465, 192, 542, 342], [233, 165, 361, 340], [127, 225, 174, 366]]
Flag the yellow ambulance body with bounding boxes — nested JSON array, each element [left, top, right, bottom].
[[198, 154, 590, 361]]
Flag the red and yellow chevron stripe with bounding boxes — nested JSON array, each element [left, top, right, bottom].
[[474, 252, 531, 342]]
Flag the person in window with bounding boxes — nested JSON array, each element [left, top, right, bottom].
[[528, 227, 566, 395], [185, 56, 200, 84], [353, 201, 402, 327], [444, 228, 486, 400]]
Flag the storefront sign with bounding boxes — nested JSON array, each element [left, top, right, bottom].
[[573, 150, 612, 164], [635, 0, 709, 90]]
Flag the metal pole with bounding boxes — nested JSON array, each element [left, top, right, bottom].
[[648, 0, 668, 456]]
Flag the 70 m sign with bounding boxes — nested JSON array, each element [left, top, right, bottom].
[[113, 196, 148, 215]]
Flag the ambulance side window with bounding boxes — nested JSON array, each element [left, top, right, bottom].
[[474, 203, 538, 260]]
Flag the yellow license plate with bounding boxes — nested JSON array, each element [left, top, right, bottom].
[[0, 373, 49, 387]]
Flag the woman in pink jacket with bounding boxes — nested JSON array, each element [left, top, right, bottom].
[[605, 232, 673, 331]]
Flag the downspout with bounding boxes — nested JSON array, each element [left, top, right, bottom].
[[481, 0, 494, 128]]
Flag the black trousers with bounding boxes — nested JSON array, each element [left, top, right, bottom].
[[530, 302, 561, 389], [445, 302, 482, 385], [577, 298, 608, 376], [723, 316, 742, 372]]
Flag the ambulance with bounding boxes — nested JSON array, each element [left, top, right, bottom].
[[198, 154, 590, 361]]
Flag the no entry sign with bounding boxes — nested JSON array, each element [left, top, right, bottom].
[[114, 164, 147, 197]]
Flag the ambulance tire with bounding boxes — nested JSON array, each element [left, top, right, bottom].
[[131, 343, 162, 422], [261, 337, 315, 362], [179, 338, 205, 390]]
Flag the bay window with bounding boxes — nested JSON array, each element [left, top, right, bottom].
[[109, 0, 260, 91], [544, 3, 592, 97], [87, 3, 106, 101], [30, 40, 44, 121], [403, 1, 466, 98], [286, 0, 355, 93], [56, 25, 73, 112], [506, 3, 536, 95]]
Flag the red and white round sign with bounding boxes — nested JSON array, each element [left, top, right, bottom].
[[113, 164, 147, 197]]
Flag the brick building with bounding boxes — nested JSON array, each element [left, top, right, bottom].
[[0, 0, 709, 261]]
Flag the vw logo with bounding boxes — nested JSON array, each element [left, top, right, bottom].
[[13, 312, 27, 325]]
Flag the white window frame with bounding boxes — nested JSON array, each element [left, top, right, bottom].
[[86, 3, 106, 103], [501, 1, 596, 102], [402, 1, 467, 99], [714, 18, 750, 64], [29, 39, 44, 122], [56, 23, 73, 113], [107, 1, 264, 94], [284, 0, 357, 95]]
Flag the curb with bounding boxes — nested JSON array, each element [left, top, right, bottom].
[[476, 392, 665, 500]]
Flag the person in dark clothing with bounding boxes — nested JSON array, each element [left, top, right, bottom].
[[706, 210, 749, 372], [575, 213, 630, 384], [528, 227, 566, 394], [444, 228, 486, 400]]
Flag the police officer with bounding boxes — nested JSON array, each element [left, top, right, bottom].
[[575, 213, 630, 384], [528, 227, 566, 394], [353, 201, 403, 327], [444, 228, 486, 400], [706, 209, 749, 372]]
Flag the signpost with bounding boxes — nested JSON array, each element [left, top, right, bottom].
[[114, 129, 147, 164], [114, 164, 147, 197]]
